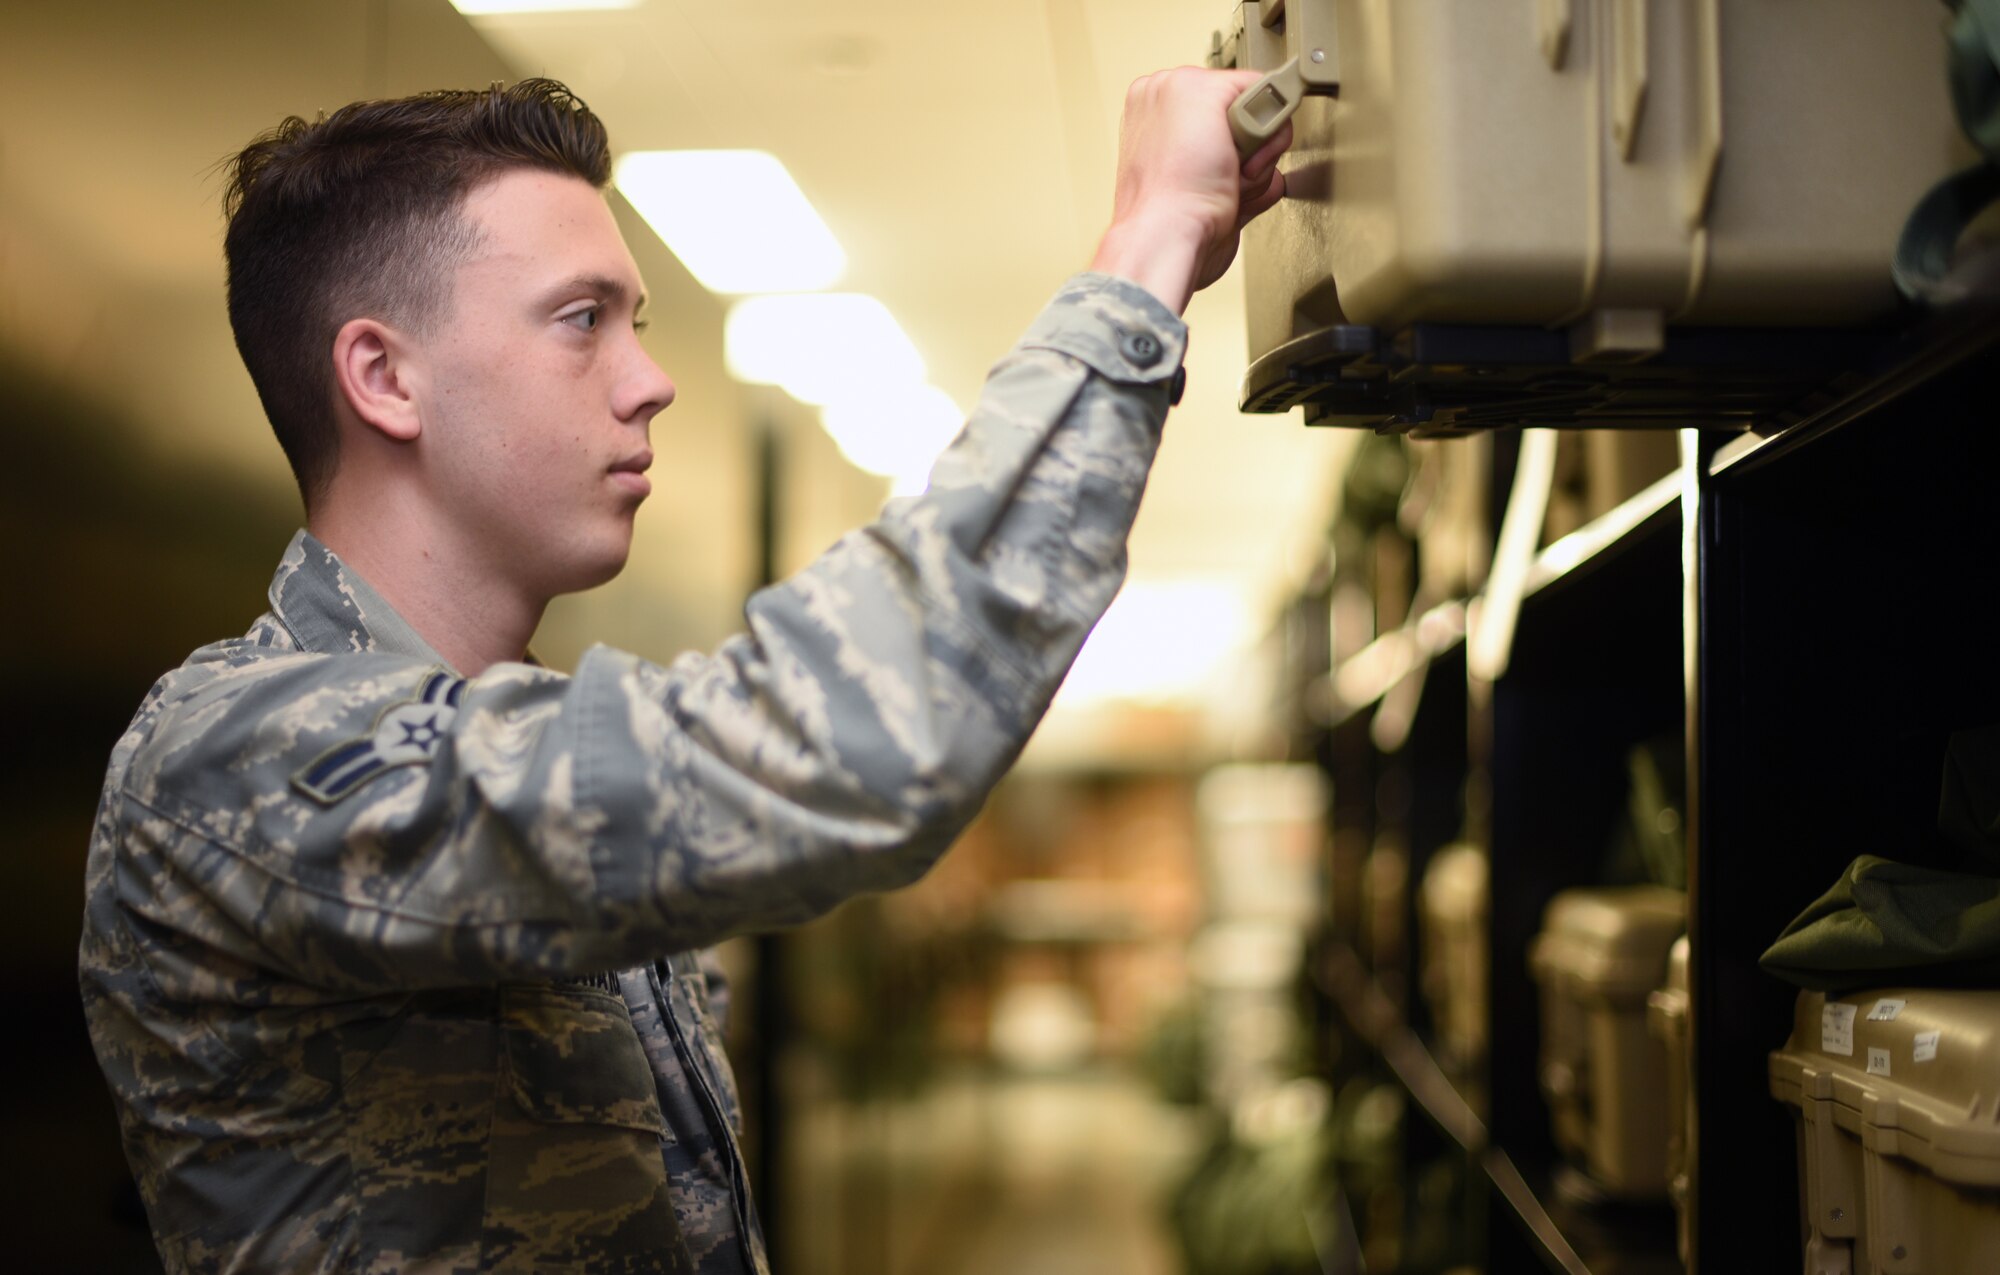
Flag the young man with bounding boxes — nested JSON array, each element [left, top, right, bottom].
[[80, 72, 1289, 1273]]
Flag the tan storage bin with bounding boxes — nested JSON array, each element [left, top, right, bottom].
[[1647, 934, 1693, 1263], [1528, 885, 1685, 1198], [1769, 988, 2000, 1275], [1237, 0, 1965, 359], [1419, 843, 1488, 1069]]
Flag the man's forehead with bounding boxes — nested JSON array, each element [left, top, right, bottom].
[[460, 168, 644, 292]]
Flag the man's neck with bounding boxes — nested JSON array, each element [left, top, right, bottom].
[[308, 508, 544, 677]]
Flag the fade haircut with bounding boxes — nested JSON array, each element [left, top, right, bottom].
[[223, 79, 612, 508]]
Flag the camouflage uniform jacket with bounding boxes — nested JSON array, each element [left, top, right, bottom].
[[79, 274, 1188, 1273]]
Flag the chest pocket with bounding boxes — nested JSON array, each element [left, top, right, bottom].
[[484, 983, 690, 1273]]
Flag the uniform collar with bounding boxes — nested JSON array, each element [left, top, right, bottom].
[[267, 529, 457, 671]]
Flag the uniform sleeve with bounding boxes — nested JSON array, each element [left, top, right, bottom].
[[119, 274, 1188, 993]]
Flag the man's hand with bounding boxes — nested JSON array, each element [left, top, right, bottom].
[[1089, 67, 1294, 315]]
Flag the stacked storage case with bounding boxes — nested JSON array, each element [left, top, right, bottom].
[[1769, 989, 2000, 1274], [1237, 0, 1962, 349], [1220, 0, 1968, 431], [1527, 885, 1685, 1199]]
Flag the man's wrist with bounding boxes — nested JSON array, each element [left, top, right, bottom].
[[1089, 211, 1206, 316]]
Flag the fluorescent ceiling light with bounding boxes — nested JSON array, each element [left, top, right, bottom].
[[450, 1, 638, 14], [821, 385, 963, 484], [616, 151, 844, 294], [725, 294, 924, 405]]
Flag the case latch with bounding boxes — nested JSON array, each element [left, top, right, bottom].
[[1212, 0, 1340, 158]]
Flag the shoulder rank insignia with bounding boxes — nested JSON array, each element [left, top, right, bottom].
[[292, 669, 465, 805]]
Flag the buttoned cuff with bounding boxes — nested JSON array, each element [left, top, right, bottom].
[[1016, 273, 1190, 400]]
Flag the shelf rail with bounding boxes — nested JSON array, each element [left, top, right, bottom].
[[1319, 943, 1594, 1274], [1320, 467, 1683, 728]]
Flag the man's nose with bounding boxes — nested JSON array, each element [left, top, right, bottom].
[[619, 342, 676, 425]]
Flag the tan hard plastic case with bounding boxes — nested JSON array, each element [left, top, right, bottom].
[[1770, 988, 2000, 1275], [1528, 884, 1685, 1198], [1237, 0, 1968, 361]]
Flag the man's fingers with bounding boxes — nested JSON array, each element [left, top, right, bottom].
[[1096, 67, 1298, 308], [1236, 168, 1286, 229], [1240, 123, 1293, 185], [1235, 119, 1291, 227]]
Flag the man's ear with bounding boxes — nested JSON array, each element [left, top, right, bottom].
[[332, 318, 424, 443]]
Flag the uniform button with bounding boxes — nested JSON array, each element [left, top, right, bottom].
[[1169, 367, 1187, 406], [1120, 330, 1163, 368]]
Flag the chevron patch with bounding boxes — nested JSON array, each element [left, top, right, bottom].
[[291, 669, 465, 805]]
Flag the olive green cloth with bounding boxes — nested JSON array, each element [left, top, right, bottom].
[[1763, 726, 2000, 992], [1760, 855, 2000, 993]]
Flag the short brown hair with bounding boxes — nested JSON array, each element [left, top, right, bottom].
[[223, 79, 611, 507]]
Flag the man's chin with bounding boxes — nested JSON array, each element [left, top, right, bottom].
[[544, 532, 636, 597], [569, 545, 634, 593]]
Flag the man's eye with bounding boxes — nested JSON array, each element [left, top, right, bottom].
[[563, 308, 600, 332]]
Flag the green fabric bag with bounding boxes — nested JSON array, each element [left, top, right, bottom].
[[1760, 855, 2000, 993], [1763, 727, 2000, 992]]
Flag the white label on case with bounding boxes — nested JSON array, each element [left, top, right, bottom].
[[1914, 1030, 1940, 1063], [1821, 1002, 1857, 1056], [1867, 998, 1906, 1022], [1867, 1047, 1891, 1076]]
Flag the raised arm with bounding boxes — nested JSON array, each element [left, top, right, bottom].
[[110, 69, 1294, 995]]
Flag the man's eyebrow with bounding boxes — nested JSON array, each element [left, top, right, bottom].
[[538, 274, 649, 315]]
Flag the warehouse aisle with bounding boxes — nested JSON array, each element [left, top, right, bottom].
[[784, 1065, 1203, 1275], [934, 1069, 1198, 1275]]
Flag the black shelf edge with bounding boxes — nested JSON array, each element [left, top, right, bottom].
[[1709, 307, 2000, 477], [1520, 468, 1682, 599], [1486, 1151, 1594, 1275]]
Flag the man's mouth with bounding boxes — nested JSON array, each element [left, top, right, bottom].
[[609, 450, 653, 498]]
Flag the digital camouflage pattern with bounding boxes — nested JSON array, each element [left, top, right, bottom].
[[79, 273, 1188, 1273]]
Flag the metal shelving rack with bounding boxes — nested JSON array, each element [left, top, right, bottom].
[[1298, 310, 2000, 1273]]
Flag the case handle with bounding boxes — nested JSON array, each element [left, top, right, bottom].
[[1229, 57, 1311, 157], [1223, 0, 1340, 158]]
